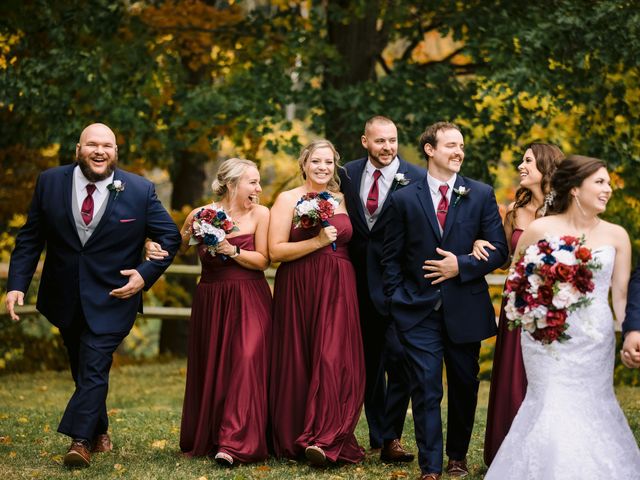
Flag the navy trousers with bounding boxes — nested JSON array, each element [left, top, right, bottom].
[[57, 307, 127, 441], [399, 309, 480, 474], [358, 289, 412, 448]]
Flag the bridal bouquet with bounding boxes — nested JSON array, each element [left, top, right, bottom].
[[293, 191, 340, 251], [504, 235, 601, 344], [189, 206, 239, 258]]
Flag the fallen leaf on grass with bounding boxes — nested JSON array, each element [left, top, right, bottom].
[[43, 424, 50, 433], [389, 471, 408, 479], [0, 436, 11, 444], [51, 454, 64, 464], [114, 464, 125, 471], [151, 439, 167, 449], [9, 451, 17, 458], [255, 466, 271, 471], [108, 409, 120, 416], [38, 385, 48, 392], [18, 417, 29, 423]]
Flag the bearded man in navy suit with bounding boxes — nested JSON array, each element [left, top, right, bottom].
[[382, 122, 507, 480], [340, 116, 425, 462], [5, 123, 181, 467]]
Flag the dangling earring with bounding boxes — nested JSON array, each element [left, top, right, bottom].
[[573, 194, 587, 217]]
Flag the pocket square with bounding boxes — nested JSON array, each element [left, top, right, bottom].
[[119, 218, 136, 223]]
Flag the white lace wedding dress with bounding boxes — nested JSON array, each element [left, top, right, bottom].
[[486, 245, 640, 479]]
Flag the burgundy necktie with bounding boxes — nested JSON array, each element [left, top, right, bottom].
[[81, 184, 97, 225], [366, 170, 382, 215], [437, 184, 449, 229]]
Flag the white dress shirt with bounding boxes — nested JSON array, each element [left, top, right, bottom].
[[74, 165, 114, 218], [426, 171, 457, 232], [360, 157, 400, 227]]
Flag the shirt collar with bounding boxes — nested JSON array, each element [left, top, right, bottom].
[[74, 164, 114, 194], [365, 156, 399, 180], [426, 171, 456, 196]]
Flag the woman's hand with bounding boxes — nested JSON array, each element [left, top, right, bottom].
[[145, 241, 169, 261], [471, 239, 496, 261], [317, 225, 338, 247], [215, 239, 237, 256]]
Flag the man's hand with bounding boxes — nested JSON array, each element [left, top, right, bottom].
[[145, 241, 169, 261], [5, 290, 25, 321], [110, 270, 145, 299], [621, 330, 640, 368], [423, 248, 459, 285]]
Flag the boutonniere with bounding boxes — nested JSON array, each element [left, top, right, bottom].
[[392, 173, 410, 190], [452, 186, 470, 206], [107, 180, 125, 198]]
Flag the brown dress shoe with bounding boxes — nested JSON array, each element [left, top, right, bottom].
[[380, 438, 415, 462], [91, 433, 112, 453], [63, 441, 91, 467], [446, 458, 469, 477], [419, 473, 441, 480]]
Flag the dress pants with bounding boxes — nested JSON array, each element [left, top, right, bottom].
[[358, 289, 412, 448], [57, 306, 128, 441], [399, 308, 480, 473]]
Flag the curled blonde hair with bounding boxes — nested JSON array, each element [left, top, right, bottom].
[[297, 139, 341, 192], [211, 158, 258, 198]]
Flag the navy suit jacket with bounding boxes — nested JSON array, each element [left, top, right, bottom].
[[340, 157, 426, 315], [381, 174, 508, 343], [623, 260, 640, 336], [7, 164, 181, 335]]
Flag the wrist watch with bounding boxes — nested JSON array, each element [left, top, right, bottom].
[[229, 245, 240, 258]]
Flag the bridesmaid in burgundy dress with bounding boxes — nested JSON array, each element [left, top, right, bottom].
[[473, 143, 564, 466], [147, 158, 271, 466], [268, 139, 365, 467]]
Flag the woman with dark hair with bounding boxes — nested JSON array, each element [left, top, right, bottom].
[[268, 140, 365, 466], [476, 143, 564, 466], [486, 155, 640, 478]]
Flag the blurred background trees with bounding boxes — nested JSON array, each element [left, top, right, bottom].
[[1, 0, 639, 365]]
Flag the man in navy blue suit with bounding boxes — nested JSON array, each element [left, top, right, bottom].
[[340, 116, 425, 462], [621, 262, 640, 368], [5, 123, 181, 467], [382, 122, 508, 480]]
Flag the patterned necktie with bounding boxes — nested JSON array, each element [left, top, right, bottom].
[[437, 184, 449, 229], [366, 170, 383, 215], [81, 184, 97, 225]]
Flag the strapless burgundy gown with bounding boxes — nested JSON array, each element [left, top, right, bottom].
[[269, 213, 365, 463], [483, 228, 526, 466], [180, 234, 272, 463]]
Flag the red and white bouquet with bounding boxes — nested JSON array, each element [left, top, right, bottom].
[[293, 191, 340, 251], [504, 235, 601, 344], [188, 206, 239, 257]]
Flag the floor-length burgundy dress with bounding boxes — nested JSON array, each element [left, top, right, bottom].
[[483, 228, 526, 466], [269, 213, 365, 463], [180, 234, 272, 463]]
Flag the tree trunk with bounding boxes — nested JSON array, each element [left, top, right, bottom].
[[158, 150, 208, 356], [322, 0, 386, 162]]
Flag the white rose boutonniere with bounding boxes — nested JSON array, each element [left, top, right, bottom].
[[452, 186, 470, 206], [392, 173, 410, 190], [107, 180, 126, 199]]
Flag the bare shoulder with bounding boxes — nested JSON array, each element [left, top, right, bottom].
[[601, 219, 630, 246], [251, 203, 270, 219]]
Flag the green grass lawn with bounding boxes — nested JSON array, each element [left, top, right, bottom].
[[1, 359, 640, 479]]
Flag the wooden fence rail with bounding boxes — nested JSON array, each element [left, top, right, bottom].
[[1, 263, 506, 321]]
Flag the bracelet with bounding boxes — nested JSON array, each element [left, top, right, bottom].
[[229, 245, 240, 258]]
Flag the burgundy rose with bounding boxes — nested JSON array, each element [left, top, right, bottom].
[[546, 309, 567, 327], [574, 265, 594, 293], [537, 285, 554, 305], [198, 208, 216, 223], [222, 219, 234, 232], [317, 200, 334, 220], [552, 263, 575, 282], [537, 240, 553, 255], [300, 215, 315, 228]]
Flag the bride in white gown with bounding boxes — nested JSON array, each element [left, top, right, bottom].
[[486, 155, 640, 479]]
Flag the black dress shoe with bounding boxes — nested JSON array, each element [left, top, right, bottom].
[[446, 458, 469, 477], [380, 439, 415, 463]]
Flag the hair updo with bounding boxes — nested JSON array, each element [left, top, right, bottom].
[[548, 155, 607, 214], [211, 158, 258, 198]]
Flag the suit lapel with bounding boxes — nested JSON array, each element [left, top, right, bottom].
[[346, 159, 368, 233], [441, 175, 466, 243], [417, 177, 442, 240], [84, 169, 121, 248], [374, 157, 408, 224], [62, 164, 77, 235]]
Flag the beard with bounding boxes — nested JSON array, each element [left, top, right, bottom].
[[77, 150, 117, 182]]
